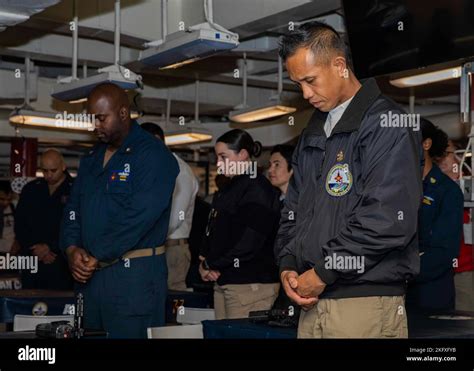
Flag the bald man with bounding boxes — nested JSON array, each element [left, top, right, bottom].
[[15, 149, 74, 290], [61, 83, 179, 338]]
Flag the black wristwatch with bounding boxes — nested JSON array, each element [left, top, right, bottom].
[[201, 259, 210, 271]]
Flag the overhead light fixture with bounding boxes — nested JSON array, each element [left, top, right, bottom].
[[51, 0, 142, 102], [10, 57, 93, 132], [69, 97, 88, 104], [139, 0, 238, 69], [159, 57, 201, 70], [229, 103, 296, 123], [10, 108, 94, 131], [390, 67, 462, 88], [161, 80, 212, 146], [52, 65, 142, 102], [229, 53, 296, 123], [165, 127, 212, 146], [130, 110, 141, 119]]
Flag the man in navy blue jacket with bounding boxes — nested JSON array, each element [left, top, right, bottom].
[[61, 83, 178, 338]]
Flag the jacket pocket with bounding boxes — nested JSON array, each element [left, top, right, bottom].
[[106, 181, 131, 194]]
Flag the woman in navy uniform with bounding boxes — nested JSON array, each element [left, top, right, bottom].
[[407, 118, 464, 312], [199, 129, 281, 319]]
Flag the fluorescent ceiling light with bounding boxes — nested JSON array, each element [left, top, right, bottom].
[[390, 67, 462, 88], [159, 57, 201, 70], [130, 110, 141, 119], [229, 53, 296, 123], [67, 96, 141, 119], [10, 109, 94, 132], [229, 101, 296, 123], [140, 26, 238, 69], [51, 65, 142, 102], [165, 127, 212, 146], [69, 97, 88, 104]]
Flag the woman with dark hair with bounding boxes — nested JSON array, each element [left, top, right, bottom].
[[199, 129, 281, 319], [407, 118, 464, 312], [267, 145, 295, 200]]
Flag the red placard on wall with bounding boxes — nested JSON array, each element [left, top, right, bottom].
[[10, 137, 38, 177]]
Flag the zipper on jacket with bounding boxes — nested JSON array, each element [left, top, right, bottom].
[[318, 150, 326, 180]]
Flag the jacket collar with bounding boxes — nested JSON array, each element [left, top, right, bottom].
[[86, 120, 139, 158], [306, 78, 381, 137], [86, 121, 139, 176]]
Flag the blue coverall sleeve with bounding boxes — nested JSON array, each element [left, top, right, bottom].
[[60, 160, 84, 252], [91, 144, 178, 262], [417, 187, 464, 283]]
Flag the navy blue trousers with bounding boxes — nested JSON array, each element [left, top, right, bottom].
[[75, 254, 167, 338]]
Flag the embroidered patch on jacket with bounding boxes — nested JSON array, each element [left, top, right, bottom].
[[326, 163, 352, 197]]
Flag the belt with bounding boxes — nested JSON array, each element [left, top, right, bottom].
[[97, 245, 165, 270], [165, 238, 188, 247]]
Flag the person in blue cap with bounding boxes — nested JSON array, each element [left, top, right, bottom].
[[61, 83, 179, 338], [407, 118, 463, 312]]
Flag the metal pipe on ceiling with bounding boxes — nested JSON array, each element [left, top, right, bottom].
[[25, 56, 30, 106], [114, 0, 121, 65], [161, 0, 167, 40], [72, 0, 78, 80]]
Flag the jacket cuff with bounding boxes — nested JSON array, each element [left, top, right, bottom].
[[61, 239, 81, 253], [279, 255, 298, 275], [313, 257, 339, 285]]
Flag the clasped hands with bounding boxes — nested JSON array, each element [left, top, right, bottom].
[[281, 268, 326, 310], [66, 245, 98, 283], [30, 243, 57, 264], [198, 255, 220, 282]]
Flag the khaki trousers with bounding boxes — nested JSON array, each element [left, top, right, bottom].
[[298, 296, 408, 338], [165, 243, 191, 291], [455, 271, 474, 312], [214, 283, 280, 320]]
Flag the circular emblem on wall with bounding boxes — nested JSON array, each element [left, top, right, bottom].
[[326, 163, 353, 197], [11, 177, 30, 194], [32, 301, 48, 316]]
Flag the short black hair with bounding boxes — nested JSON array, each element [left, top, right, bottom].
[[421, 117, 448, 158], [279, 21, 352, 69], [141, 122, 164, 141], [271, 145, 295, 172], [216, 129, 262, 158], [0, 181, 11, 195]]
